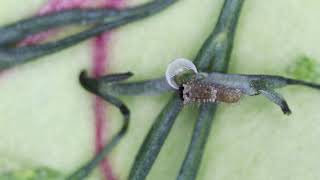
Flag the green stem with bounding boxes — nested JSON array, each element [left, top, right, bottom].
[[101, 77, 173, 96], [0, 0, 178, 46], [128, 96, 183, 180], [66, 100, 129, 180], [79, 71, 182, 180], [177, 105, 217, 180], [0, 9, 117, 46], [0, 0, 179, 71], [67, 72, 131, 180], [177, 0, 245, 180]]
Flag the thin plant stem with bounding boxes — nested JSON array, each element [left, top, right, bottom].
[[0, 9, 118, 46], [66, 72, 132, 180], [0, 0, 179, 71], [78, 70, 182, 180], [99, 77, 173, 96], [128, 96, 183, 180], [177, 0, 245, 180], [0, 0, 178, 46]]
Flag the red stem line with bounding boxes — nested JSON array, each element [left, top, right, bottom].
[[20, 0, 125, 179], [92, 32, 116, 180], [92, 1, 124, 179]]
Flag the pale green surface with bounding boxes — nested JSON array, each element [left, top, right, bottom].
[[1, 0, 320, 180], [287, 55, 320, 82], [0, 167, 63, 180]]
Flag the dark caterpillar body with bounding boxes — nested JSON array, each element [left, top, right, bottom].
[[180, 81, 242, 104], [215, 84, 242, 103]]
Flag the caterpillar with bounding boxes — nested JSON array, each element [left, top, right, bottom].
[[180, 81, 242, 104]]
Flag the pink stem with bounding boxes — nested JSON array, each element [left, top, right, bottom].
[[19, 0, 126, 179], [92, 32, 117, 180], [91, 0, 124, 180]]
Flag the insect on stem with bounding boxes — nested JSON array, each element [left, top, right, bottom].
[[180, 80, 242, 105]]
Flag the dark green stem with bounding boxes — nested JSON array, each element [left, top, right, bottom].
[[193, 0, 243, 72], [66, 72, 131, 180], [0, 0, 178, 46], [177, 0, 244, 180], [79, 71, 182, 180], [66, 98, 129, 180], [0, 0, 179, 71], [79, 71, 173, 96], [283, 78, 320, 89], [0, 9, 118, 46], [100, 77, 173, 96], [128, 96, 183, 180], [177, 105, 217, 180]]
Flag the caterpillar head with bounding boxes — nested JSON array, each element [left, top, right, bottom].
[[181, 81, 217, 104]]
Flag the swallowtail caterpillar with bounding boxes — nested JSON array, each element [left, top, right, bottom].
[[165, 58, 242, 104]]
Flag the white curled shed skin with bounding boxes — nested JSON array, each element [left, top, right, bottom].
[[165, 58, 198, 89]]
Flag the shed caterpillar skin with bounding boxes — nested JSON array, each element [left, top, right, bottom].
[[166, 58, 198, 89], [180, 80, 242, 104]]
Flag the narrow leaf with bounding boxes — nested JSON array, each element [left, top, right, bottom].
[[177, 0, 245, 180], [0, 0, 179, 71], [128, 96, 183, 180], [0, 0, 178, 45]]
